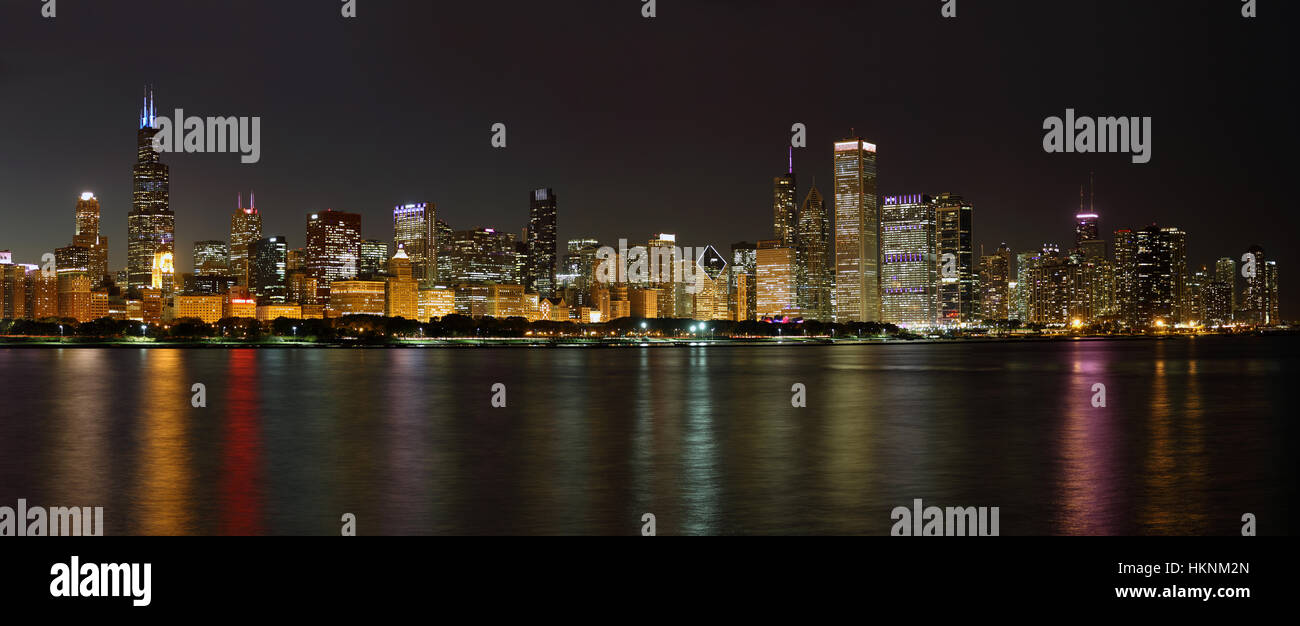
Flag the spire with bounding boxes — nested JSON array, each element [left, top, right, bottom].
[[250, 190, 256, 211], [238, 192, 243, 210], [788, 146, 793, 175]]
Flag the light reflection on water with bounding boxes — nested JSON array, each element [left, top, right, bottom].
[[0, 337, 1292, 535]]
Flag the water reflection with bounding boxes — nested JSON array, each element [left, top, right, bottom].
[[0, 338, 1291, 535]]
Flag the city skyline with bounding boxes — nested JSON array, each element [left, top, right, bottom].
[[0, 1, 1292, 316]]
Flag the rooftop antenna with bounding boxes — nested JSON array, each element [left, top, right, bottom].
[[250, 190, 256, 210], [788, 146, 793, 175], [1090, 172, 1095, 212], [238, 192, 243, 210]]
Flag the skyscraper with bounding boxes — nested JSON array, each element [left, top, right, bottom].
[[229, 192, 263, 287], [730, 241, 757, 322], [359, 239, 390, 279], [250, 236, 289, 303], [773, 150, 798, 246], [73, 193, 109, 284], [527, 188, 558, 298], [756, 239, 797, 319], [1112, 229, 1138, 326], [194, 240, 230, 277], [880, 194, 938, 326], [1132, 224, 1183, 327], [393, 203, 436, 287], [796, 185, 832, 322], [127, 89, 173, 294], [979, 243, 1012, 321], [1242, 245, 1270, 325], [833, 137, 879, 322], [934, 193, 974, 325], [306, 210, 362, 303]]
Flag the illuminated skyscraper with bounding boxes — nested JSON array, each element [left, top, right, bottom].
[[1131, 224, 1184, 327], [880, 195, 937, 326], [73, 193, 109, 284], [250, 236, 289, 303], [127, 89, 173, 294], [527, 189, 558, 298], [773, 150, 798, 246], [359, 239, 389, 279], [229, 192, 263, 287], [1241, 245, 1272, 325], [833, 138, 879, 322], [796, 185, 832, 322], [1112, 229, 1138, 326], [393, 203, 436, 287], [1163, 227, 1188, 323], [649, 234, 680, 318], [194, 240, 230, 277], [756, 239, 797, 319], [56, 245, 93, 321], [306, 210, 361, 303], [730, 242, 757, 322], [979, 243, 1012, 321], [443, 228, 519, 284], [934, 193, 974, 325], [385, 246, 419, 319]]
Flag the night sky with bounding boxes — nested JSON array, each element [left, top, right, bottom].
[[1, 0, 1295, 314]]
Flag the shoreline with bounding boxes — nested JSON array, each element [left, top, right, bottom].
[[0, 333, 1289, 349]]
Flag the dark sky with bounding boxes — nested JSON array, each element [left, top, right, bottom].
[[1, 0, 1295, 314]]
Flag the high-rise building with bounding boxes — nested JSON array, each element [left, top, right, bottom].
[[250, 236, 289, 303], [648, 234, 680, 318], [527, 188, 558, 297], [563, 238, 600, 308], [757, 239, 797, 319], [773, 151, 798, 246], [1112, 229, 1138, 326], [1130, 225, 1183, 327], [796, 185, 832, 322], [393, 203, 436, 287], [1, 263, 29, 319], [1266, 260, 1279, 324], [833, 138, 879, 322], [127, 90, 173, 294], [934, 193, 974, 325], [1014, 251, 1040, 322], [880, 195, 938, 326], [443, 228, 520, 285], [359, 239, 389, 279], [73, 193, 109, 284], [1163, 227, 1188, 323], [1214, 257, 1237, 320], [730, 242, 757, 322], [229, 192, 263, 287], [385, 246, 419, 319], [194, 240, 230, 278], [306, 210, 361, 303], [1241, 245, 1270, 325], [55, 245, 93, 321], [979, 244, 1012, 321]]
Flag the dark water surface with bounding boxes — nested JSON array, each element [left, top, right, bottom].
[[1, 337, 1295, 535]]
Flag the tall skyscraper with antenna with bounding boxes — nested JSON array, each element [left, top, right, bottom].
[[230, 192, 263, 287], [127, 88, 173, 294]]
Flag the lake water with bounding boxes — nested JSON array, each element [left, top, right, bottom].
[[0, 337, 1294, 535]]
